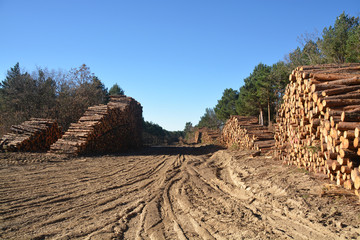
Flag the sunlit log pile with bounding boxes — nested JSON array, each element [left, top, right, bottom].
[[194, 128, 221, 145], [49, 95, 142, 155], [221, 115, 275, 152], [275, 63, 360, 196], [0, 118, 62, 152], [194, 130, 202, 144]]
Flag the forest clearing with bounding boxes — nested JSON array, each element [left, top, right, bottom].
[[1, 9, 360, 240], [1, 146, 360, 240], [2, 64, 360, 239]]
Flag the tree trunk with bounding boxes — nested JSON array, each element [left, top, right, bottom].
[[268, 99, 271, 127], [259, 108, 264, 126]]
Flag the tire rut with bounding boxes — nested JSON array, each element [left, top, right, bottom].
[[1, 146, 359, 239]]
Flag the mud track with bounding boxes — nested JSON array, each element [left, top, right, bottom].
[[1, 146, 360, 239]]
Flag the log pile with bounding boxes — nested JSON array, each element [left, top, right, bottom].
[[202, 129, 221, 145], [194, 128, 221, 145], [49, 95, 142, 155], [275, 63, 360, 196], [194, 130, 202, 144], [0, 118, 62, 152], [221, 115, 275, 152]]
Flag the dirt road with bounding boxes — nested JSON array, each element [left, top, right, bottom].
[[1, 146, 360, 239]]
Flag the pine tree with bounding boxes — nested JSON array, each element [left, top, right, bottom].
[[109, 83, 125, 96], [318, 12, 359, 63], [214, 88, 238, 121]]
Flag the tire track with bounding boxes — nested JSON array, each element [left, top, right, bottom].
[[1, 146, 359, 239]]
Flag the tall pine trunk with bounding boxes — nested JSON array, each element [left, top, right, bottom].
[[268, 99, 271, 127], [259, 107, 264, 126]]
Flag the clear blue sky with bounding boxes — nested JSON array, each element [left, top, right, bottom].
[[1, 1, 359, 131]]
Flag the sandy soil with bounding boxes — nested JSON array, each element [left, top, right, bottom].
[[0, 145, 360, 240]]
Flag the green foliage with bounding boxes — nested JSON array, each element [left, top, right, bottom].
[[287, 40, 323, 69], [55, 64, 109, 130], [143, 120, 166, 137], [0, 63, 58, 131], [270, 61, 291, 113], [0, 63, 109, 135], [286, 12, 360, 65], [197, 108, 223, 129], [346, 25, 360, 62], [109, 83, 125, 96], [183, 122, 195, 142], [235, 63, 277, 124], [318, 12, 359, 63], [214, 88, 238, 121], [184, 122, 193, 133], [217, 12, 360, 126], [143, 119, 184, 145]]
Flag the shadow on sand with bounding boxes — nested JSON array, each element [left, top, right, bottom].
[[81, 144, 225, 157], [133, 144, 225, 156]]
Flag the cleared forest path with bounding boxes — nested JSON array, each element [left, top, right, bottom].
[[1, 146, 359, 239]]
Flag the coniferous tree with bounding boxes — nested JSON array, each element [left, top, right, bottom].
[[318, 12, 359, 63], [109, 83, 125, 96], [346, 25, 360, 62], [197, 108, 222, 129], [235, 64, 273, 125], [214, 88, 238, 121], [0, 63, 110, 135]]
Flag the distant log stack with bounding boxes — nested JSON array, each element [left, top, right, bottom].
[[49, 96, 142, 155], [221, 116, 275, 152], [0, 118, 62, 152], [275, 63, 360, 196], [194, 128, 221, 145], [202, 129, 221, 145], [194, 130, 202, 144]]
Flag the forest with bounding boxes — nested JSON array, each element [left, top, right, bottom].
[[190, 12, 360, 136]]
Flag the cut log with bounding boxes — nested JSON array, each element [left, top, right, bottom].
[[0, 118, 62, 152], [322, 85, 360, 97], [275, 63, 360, 195], [49, 96, 142, 155], [322, 99, 360, 108]]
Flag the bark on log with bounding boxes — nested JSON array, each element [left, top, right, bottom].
[[275, 63, 360, 195], [49, 96, 143, 155]]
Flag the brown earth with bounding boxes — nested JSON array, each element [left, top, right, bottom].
[[0, 145, 360, 240]]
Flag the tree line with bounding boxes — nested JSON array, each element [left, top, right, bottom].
[[0, 63, 184, 144], [188, 12, 360, 134], [143, 120, 184, 146], [0, 63, 124, 136]]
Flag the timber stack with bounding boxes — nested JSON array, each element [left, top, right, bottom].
[[201, 128, 221, 145], [0, 118, 62, 152], [194, 130, 202, 144], [275, 63, 360, 196], [221, 115, 275, 152], [194, 128, 221, 145], [49, 95, 142, 155]]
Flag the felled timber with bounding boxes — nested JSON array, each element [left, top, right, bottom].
[[0, 118, 62, 152], [194, 128, 221, 145], [275, 63, 360, 198], [49, 95, 142, 155], [221, 115, 275, 153]]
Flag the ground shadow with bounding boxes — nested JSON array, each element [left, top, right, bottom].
[[83, 144, 225, 157]]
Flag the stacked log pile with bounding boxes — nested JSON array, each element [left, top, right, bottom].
[[221, 116, 275, 152], [0, 118, 62, 152], [202, 129, 221, 145], [194, 128, 221, 145], [49, 95, 142, 155], [194, 130, 202, 144], [275, 63, 360, 195]]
